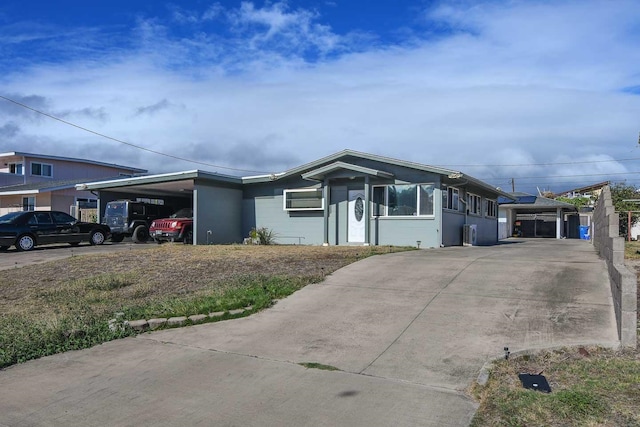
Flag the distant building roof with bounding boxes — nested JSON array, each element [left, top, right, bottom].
[[0, 151, 147, 174], [0, 177, 124, 195], [499, 192, 577, 211]]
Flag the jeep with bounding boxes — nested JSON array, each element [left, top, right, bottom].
[[149, 208, 193, 244], [102, 200, 173, 243]]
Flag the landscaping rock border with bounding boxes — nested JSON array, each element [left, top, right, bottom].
[[108, 305, 255, 332]]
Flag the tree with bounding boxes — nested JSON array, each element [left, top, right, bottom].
[[610, 183, 640, 238]]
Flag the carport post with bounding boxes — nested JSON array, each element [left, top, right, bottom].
[[556, 208, 562, 239]]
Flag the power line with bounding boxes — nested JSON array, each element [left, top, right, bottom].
[[435, 157, 640, 168], [479, 171, 640, 181], [0, 95, 271, 175]]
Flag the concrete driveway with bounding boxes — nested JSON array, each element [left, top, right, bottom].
[[0, 239, 619, 426]]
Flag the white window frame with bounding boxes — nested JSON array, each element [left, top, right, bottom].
[[23, 196, 35, 211], [30, 162, 53, 178], [8, 162, 23, 175], [283, 188, 324, 211], [372, 183, 435, 218], [486, 199, 497, 218], [467, 193, 482, 216], [443, 186, 460, 211]]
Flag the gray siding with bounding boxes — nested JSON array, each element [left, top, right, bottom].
[[371, 217, 440, 247], [464, 215, 498, 245], [442, 211, 466, 246], [194, 184, 242, 244]]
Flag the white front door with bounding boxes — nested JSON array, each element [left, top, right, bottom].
[[348, 190, 365, 243]]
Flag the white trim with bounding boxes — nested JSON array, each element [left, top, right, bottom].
[[0, 189, 39, 195]]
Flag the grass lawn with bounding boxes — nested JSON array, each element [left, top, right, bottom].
[[470, 241, 640, 426], [0, 244, 409, 369], [469, 347, 640, 427]]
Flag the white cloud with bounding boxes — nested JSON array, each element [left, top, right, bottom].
[[1, 1, 640, 192]]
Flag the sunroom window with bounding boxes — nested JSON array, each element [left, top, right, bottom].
[[373, 184, 434, 217], [284, 189, 324, 211]]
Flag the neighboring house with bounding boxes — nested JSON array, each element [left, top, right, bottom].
[[554, 181, 610, 203], [78, 150, 510, 247], [498, 192, 579, 239], [0, 152, 146, 216]]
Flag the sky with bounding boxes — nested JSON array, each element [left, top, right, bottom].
[[1, 0, 640, 194]]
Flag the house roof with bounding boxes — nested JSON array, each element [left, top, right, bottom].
[[301, 161, 395, 181], [0, 151, 147, 173], [243, 149, 512, 198], [76, 150, 513, 199], [0, 177, 123, 195], [499, 192, 577, 211]]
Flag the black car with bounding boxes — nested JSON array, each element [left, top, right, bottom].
[[0, 211, 111, 252]]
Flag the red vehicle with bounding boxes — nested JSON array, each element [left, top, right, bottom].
[[149, 208, 193, 244]]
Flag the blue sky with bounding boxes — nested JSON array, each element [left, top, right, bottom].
[[1, 0, 640, 193]]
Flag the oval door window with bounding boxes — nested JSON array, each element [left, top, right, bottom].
[[355, 197, 364, 222]]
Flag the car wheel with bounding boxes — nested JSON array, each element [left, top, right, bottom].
[[182, 229, 193, 245], [110, 234, 125, 243], [90, 230, 106, 246], [132, 225, 149, 243], [16, 234, 36, 252]]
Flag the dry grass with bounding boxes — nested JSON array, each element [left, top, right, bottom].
[[470, 347, 640, 427], [0, 244, 405, 321]]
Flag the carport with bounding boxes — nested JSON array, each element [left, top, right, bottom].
[[499, 192, 578, 239], [77, 171, 243, 244]]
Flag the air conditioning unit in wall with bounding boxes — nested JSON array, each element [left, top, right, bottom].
[[463, 224, 477, 246]]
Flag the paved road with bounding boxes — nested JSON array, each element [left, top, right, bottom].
[[0, 239, 619, 426], [0, 240, 153, 271]]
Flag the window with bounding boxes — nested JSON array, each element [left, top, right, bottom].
[[443, 186, 460, 211], [373, 184, 434, 217], [467, 193, 482, 215], [486, 199, 497, 217], [51, 211, 76, 224], [34, 212, 53, 224], [8, 163, 23, 175], [31, 162, 52, 177], [284, 189, 324, 211], [22, 197, 35, 211]]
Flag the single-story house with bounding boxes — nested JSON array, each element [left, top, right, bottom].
[[498, 192, 579, 239], [78, 150, 512, 247]]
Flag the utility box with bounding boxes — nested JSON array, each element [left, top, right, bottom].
[[463, 224, 477, 246]]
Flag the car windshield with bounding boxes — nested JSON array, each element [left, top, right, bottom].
[[170, 208, 193, 218], [0, 211, 24, 224], [105, 203, 125, 216]]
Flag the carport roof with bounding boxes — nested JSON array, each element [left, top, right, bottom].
[[499, 192, 577, 211], [76, 170, 242, 197]]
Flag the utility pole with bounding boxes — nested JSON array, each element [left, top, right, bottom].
[[511, 178, 515, 193]]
